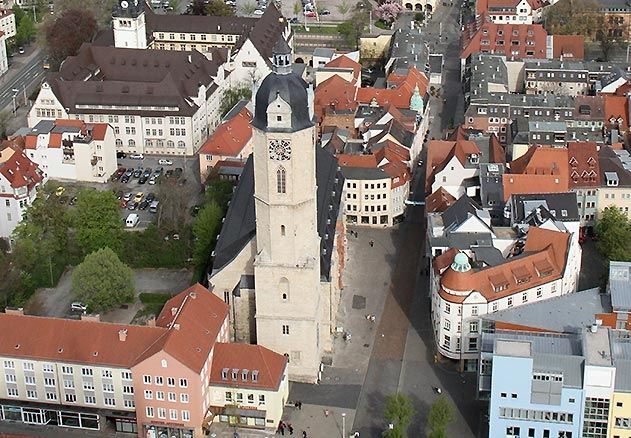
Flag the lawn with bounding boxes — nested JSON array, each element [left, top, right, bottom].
[[293, 24, 340, 34]]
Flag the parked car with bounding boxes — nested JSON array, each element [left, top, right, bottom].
[[289, 17, 299, 23], [123, 192, 133, 201], [55, 186, 65, 197], [190, 205, 201, 216], [59, 196, 68, 205], [70, 302, 87, 313], [173, 167, 183, 178], [116, 190, 124, 200], [128, 201, 139, 210], [304, 10, 316, 17], [148, 176, 157, 185], [134, 192, 144, 203], [139, 176, 148, 184], [154, 167, 164, 176], [158, 159, 173, 166], [116, 151, 127, 159], [69, 196, 78, 206], [165, 169, 174, 178], [253, 8, 264, 14], [143, 168, 152, 178], [18, 46, 24, 54], [120, 199, 129, 209], [133, 168, 143, 178], [320, 8, 330, 14], [146, 193, 156, 202], [130, 153, 144, 159], [111, 167, 126, 181], [121, 174, 131, 183], [149, 200, 160, 213], [139, 199, 150, 210]]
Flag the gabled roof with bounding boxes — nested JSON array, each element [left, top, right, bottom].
[[503, 146, 569, 201], [199, 106, 252, 157], [603, 95, 629, 130], [441, 195, 484, 231], [209, 343, 287, 390], [567, 141, 600, 188], [0, 148, 43, 190], [323, 55, 362, 84], [425, 139, 482, 192], [426, 187, 457, 213], [356, 67, 428, 109], [239, 3, 288, 64], [461, 19, 548, 61], [314, 75, 358, 121], [552, 35, 585, 60]]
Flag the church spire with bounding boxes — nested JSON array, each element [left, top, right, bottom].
[[271, 35, 292, 75]]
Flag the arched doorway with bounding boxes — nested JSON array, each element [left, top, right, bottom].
[[425, 3, 433, 12], [414, 3, 422, 10], [295, 57, 305, 63], [405, 2, 413, 8]]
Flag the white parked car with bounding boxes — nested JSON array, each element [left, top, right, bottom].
[[253, 9, 264, 14], [70, 302, 87, 313], [130, 153, 144, 160], [158, 159, 173, 166]]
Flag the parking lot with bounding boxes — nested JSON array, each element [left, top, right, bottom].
[[110, 155, 201, 229]]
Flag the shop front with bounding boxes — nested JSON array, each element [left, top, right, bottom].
[[216, 406, 267, 429], [0, 402, 99, 430], [144, 423, 194, 438]]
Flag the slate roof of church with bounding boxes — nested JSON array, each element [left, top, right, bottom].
[[210, 147, 344, 281]]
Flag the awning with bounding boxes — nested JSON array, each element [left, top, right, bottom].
[[223, 407, 266, 419]]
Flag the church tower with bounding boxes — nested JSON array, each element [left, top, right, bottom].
[[251, 37, 323, 382], [112, 0, 148, 49]]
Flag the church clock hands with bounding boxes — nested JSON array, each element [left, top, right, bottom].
[[268, 139, 292, 161]]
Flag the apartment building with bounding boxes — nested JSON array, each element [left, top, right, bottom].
[[0, 144, 44, 241], [431, 226, 578, 370], [0, 9, 15, 76], [198, 102, 253, 182], [16, 119, 117, 183], [338, 141, 411, 227], [475, 0, 547, 24], [28, 44, 228, 156], [567, 141, 600, 227], [481, 326, 631, 438], [0, 284, 288, 437], [524, 61, 590, 96], [598, 147, 631, 219]]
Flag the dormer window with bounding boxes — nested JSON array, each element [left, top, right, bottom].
[[231, 369, 238, 380], [569, 157, 578, 167], [242, 369, 248, 382], [221, 368, 229, 380], [469, 154, 479, 164], [252, 370, 259, 382], [606, 171, 619, 187]]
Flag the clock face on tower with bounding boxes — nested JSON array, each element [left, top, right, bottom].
[[121, 0, 128, 7], [268, 139, 292, 161]]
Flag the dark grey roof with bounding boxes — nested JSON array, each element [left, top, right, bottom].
[[511, 192, 580, 222], [441, 195, 482, 231], [223, 99, 250, 123], [608, 261, 631, 312], [389, 21, 431, 75], [429, 54, 443, 74], [49, 44, 225, 117], [479, 163, 504, 209], [251, 71, 313, 133], [483, 288, 610, 333], [472, 245, 505, 267], [313, 48, 335, 58], [211, 147, 343, 281], [31, 120, 55, 134]]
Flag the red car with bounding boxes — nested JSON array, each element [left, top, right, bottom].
[[119, 199, 128, 209], [304, 10, 316, 17]]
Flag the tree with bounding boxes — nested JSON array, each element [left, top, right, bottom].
[[71, 248, 134, 312], [374, 0, 403, 24], [15, 12, 35, 46], [204, 179, 234, 208], [336, 0, 351, 17], [414, 11, 425, 22], [44, 8, 97, 69], [543, 0, 598, 38], [596, 206, 631, 262], [239, 1, 257, 15], [337, 10, 368, 49], [192, 202, 223, 270], [72, 188, 124, 256], [427, 396, 454, 438], [383, 393, 416, 438], [293, 1, 302, 16], [206, 0, 234, 15], [156, 182, 189, 231], [189, 0, 207, 14], [220, 86, 252, 117], [54, 0, 118, 26], [0, 110, 12, 140]]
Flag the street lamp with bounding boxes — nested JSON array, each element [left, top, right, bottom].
[[342, 412, 346, 438], [11, 88, 18, 114]]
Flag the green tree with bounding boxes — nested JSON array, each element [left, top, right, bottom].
[[383, 393, 416, 438], [543, 0, 598, 38], [293, 1, 302, 16], [239, 0, 257, 15], [15, 13, 35, 45], [220, 86, 252, 117], [427, 396, 454, 438], [54, 0, 118, 26], [72, 188, 123, 256], [337, 10, 368, 49], [192, 202, 223, 270], [596, 206, 631, 262], [190, 0, 207, 14], [336, 0, 351, 17], [204, 179, 234, 208], [206, 0, 234, 15], [71, 248, 134, 312], [0, 110, 10, 139]]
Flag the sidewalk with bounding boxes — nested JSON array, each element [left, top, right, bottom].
[[1, 45, 42, 87]]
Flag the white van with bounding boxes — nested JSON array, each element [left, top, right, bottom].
[[126, 213, 139, 228], [149, 201, 159, 213]]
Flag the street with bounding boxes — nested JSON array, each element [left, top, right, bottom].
[[0, 49, 46, 113]]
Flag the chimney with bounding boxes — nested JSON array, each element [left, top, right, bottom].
[[81, 314, 101, 322], [187, 54, 192, 64], [147, 316, 156, 327], [173, 323, 180, 330], [171, 307, 178, 316], [119, 329, 128, 342], [5, 307, 24, 315]]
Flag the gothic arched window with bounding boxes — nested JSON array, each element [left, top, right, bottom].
[[276, 166, 286, 194], [279, 277, 289, 301]]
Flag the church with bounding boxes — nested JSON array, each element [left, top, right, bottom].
[[208, 38, 346, 383]]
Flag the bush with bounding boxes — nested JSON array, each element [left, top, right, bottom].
[[119, 225, 191, 269], [139, 292, 173, 304]]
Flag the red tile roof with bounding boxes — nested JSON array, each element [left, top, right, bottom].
[[0, 149, 43, 190], [567, 141, 600, 188], [425, 139, 482, 192], [0, 284, 228, 373], [338, 140, 411, 187], [603, 95, 629, 131], [503, 146, 569, 200], [49, 133, 62, 148], [324, 55, 362, 84], [209, 343, 287, 390], [24, 135, 37, 149], [461, 19, 548, 61], [90, 123, 109, 141], [314, 75, 358, 121], [356, 67, 428, 109], [552, 35, 585, 60], [438, 227, 569, 303], [426, 187, 457, 213], [199, 106, 252, 157]]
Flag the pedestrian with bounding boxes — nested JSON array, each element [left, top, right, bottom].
[[298, 401, 303, 410], [288, 424, 294, 435], [369, 240, 374, 247], [302, 432, 307, 438]]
